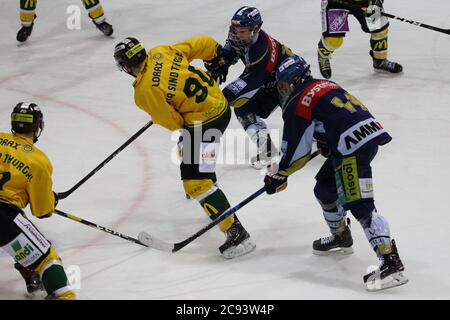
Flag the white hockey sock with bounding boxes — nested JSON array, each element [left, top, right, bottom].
[[360, 210, 391, 255]]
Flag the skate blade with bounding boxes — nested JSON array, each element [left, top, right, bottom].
[[250, 161, 266, 170], [221, 239, 256, 259], [313, 246, 354, 256], [365, 271, 408, 292], [373, 68, 403, 75]]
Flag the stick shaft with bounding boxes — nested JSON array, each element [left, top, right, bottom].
[[57, 121, 153, 200], [55, 209, 147, 247]]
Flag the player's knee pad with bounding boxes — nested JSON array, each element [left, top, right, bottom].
[[370, 28, 389, 59], [319, 36, 344, 57], [183, 179, 215, 200]]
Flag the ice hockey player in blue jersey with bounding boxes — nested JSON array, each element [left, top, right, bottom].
[[204, 6, 299, 169], [263, 55, 407, 291]]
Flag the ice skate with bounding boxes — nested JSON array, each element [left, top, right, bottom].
[[364, 239, 408, 291], [17, 23, 34, 42], [94, 20, 114, 36], [370, 50, 403, 74], [14, 263, 43, 295], [250, 134, 278, 170], [220, 218, 255, 259], [318, 50, 332, 79], [313, 218, 353, 255]]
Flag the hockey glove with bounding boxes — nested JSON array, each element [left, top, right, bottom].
[[204, 44, 236, 85], [316, 139, 330, 158], [264, 172, 288, 195]]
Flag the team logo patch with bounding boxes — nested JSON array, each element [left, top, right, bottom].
[[152, 53, 164, 61], [227, 79, 247, 95], [22, 144, 33, 153]]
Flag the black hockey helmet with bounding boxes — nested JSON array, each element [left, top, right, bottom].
[[228, 6, 263, 47], [276, 56, 311, 98], [114, 37, 147, 73], [11, 102, 44, 142]]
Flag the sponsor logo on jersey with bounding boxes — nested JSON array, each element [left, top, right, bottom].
[[151, 62, 163, 87], [3, 234, 42, 267], [265, 33, 279, 72], [337, 118, 386, 155], [0, 138, 20, 150], [296, 80, 340, 120], [14, 214, 50, 253]]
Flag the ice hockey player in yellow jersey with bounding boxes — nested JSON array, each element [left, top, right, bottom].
[[0, 102, 76, 300], [17, 0, 113, 42], [114, 36, 256, 259], [318, 0, 402, 78]]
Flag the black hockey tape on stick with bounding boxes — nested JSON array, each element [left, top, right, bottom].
[[329, 0, 450, 35], [55, 209, 148, 247], [57, 121, 153, 200], [138, 150, 320, 253]]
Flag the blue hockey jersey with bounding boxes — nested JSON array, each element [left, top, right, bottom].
[[278, 78, 392, 176], [223, 30, 294, 105]]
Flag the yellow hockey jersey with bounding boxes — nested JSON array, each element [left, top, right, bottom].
[[0, 132, 55, 218], [133, 36, 228, 131]]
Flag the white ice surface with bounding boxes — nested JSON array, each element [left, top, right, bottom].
[[1, 0, 450, 299]]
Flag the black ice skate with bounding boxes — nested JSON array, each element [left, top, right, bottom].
[[219, 218, 256, 259], [94, 20, 114, 36], [14, 263, 43, 295], [313, 218, 353, 255], [364, 239, 408, 291], [250, 134, 278, 170], [370, 51, 403, 74], [318, 50, 332, 79], [16, 23, 34, 42]]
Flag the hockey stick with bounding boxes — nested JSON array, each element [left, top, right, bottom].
[[138, 150, 320, 253], [55, 209, 148, 247], [381, 12, 450, 35], [329, 0, 450, 35], [57, 120, 153, 200]]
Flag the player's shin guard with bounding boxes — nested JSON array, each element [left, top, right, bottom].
[[184, 179, 255, 258], [359, 209, 392, 256], [370, 28, 402, 73], [35, 247, 76, 300], [370, 29, 388, 60]]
